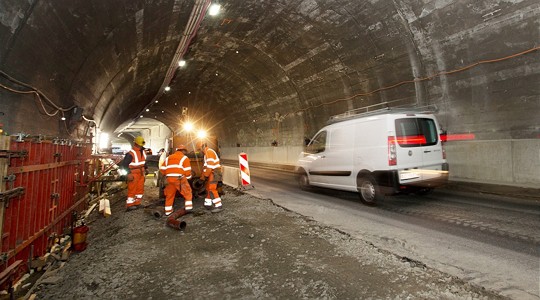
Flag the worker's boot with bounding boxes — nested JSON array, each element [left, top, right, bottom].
[[211, 206, 223, 213]]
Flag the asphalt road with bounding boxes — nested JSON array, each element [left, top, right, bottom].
[[243, 167, 540, 300]]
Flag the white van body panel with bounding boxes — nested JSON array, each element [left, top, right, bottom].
[[296, 112, 449, 197]]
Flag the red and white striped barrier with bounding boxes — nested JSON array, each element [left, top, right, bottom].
[[239, 152, 251, 186]]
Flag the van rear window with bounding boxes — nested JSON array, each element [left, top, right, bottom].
[[395, 118, 438, 147]]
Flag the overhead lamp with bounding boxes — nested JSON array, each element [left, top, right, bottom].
[[178, 60, 186, 67], [155, 100, 159, 103], [146, 109, 150, 112], [164, 86, 171, 92], [208, 3, 221, 16], [197, 129, 207, 139], [61, 116, 66, 121], [183, 122, 194, 132], [140, 115, 143, 118]]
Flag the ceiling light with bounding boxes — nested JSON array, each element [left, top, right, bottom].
[[197, 130, 207, 139], [165, 86, 171, 92], [183, 122, 194, 132], [155, 100, 159, 103], [140, 115, 143, 118], [208, 3, 221, 16], [61, 116, 66, 121], [146, 109, 150, 112], [236, 50, 239, 54], [178, 60, 186, 67]]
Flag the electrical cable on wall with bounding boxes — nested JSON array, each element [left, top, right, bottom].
[[0, 70, 76, 117], [282, 45, 540, 119]]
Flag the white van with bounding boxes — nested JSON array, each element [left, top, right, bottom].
[[296, 107, 449, 205]]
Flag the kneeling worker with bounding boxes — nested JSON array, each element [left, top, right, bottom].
[[159, 145, 193, 216]]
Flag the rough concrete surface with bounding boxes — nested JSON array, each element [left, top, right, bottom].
[[33, 183, 505, 299]]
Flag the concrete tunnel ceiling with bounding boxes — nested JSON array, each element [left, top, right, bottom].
[[0, 0, 538, 146]]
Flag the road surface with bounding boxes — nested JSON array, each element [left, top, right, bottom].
[[243, 167, 540, 299]]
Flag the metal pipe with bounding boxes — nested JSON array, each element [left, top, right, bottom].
[[166, 208, 188, 231], [144, 206, 164, 219]]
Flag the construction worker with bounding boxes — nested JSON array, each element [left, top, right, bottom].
[[119, 136, 148, 211], [159, 145, 193, 216], [197, 142, 223, 212]]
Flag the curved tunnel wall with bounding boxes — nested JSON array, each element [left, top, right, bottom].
[[0, 0, 539, 187]]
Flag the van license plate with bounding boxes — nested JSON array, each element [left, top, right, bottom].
[[400, 172, 420, 180]]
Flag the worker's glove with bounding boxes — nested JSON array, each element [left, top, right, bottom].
[[126, 174, 135, 182]]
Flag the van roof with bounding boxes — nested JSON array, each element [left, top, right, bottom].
[[327, 104, 438, 125]]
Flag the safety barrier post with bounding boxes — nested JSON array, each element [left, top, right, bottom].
[[238, 152, 254, 189]]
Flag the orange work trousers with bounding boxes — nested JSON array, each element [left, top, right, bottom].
[[204, 172, 221, 207], [164, 176, 193, 215], [126, 168, 145, 207]]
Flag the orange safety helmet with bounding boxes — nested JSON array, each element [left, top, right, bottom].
[[175, 144, 187, 152]]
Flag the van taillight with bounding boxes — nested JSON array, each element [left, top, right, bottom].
[[388, 136, 397, 166]]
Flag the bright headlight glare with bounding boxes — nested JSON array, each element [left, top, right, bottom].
[[197, 130, 207, 139], [183, 122, 194, 132]]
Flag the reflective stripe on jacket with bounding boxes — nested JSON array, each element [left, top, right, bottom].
[[128, 146, 147, 169], [202, 148, 220, 177], [160, 152, 192, 179]]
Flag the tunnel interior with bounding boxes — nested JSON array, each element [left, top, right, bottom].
[[0, 0, 539, 187]]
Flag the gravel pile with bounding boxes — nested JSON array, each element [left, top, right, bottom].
[[34, 183, 504, 299]]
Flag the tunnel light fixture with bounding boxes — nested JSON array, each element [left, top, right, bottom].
[[164, 86, 171, 92], [146, 109, 150, 112], [197, 130, 207, 139], [61, 116, 66, 121], [99, 133, 109, 149], [236, 50, 239, 54], [140, 115, 143, 118], [155, 100, 159, 103], [178, 60, 186, 67], [208, 3, 221, 16], [183, 122, 194, 132]]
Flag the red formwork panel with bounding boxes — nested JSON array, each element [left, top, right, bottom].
[[1, 138, 92, 280]]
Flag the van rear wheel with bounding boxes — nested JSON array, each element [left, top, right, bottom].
[[357, 175, 380, 206]]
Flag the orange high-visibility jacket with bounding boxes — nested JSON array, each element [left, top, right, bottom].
[[160, 151, 192, 179], [128, 146, 147, 170], [202, 148, 220, 178]]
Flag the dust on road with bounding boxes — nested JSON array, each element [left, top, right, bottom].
[[35, 183, 504, 299]]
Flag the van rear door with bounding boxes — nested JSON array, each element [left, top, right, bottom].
[[394, 117, 442, 183]]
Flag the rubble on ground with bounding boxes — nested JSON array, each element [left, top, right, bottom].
[[24, 184, 504, 299]]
